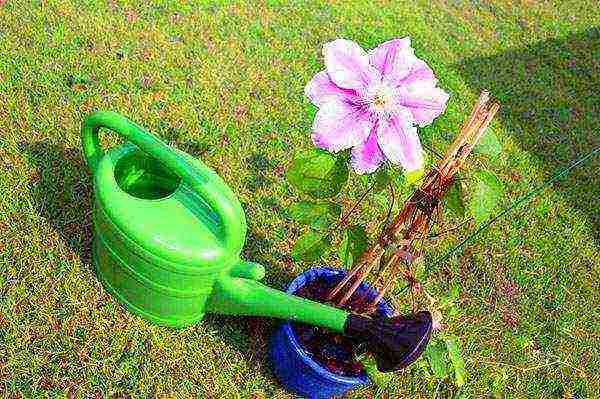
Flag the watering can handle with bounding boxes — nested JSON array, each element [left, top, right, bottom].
[[81, 111, 244, 251]]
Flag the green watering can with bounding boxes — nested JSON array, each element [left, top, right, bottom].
[[81, 111, 432, 372]]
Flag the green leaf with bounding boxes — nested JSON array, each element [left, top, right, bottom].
[[357, 354, 392, 387], [425, 339, 448, 379], [447, 283, 460, 301], [337, 225, 369, 267], [415, 358, 432, 379], [286, 149, 349, 199], [446, 305, 460, 317], [405, 166, 424, 185], [474, 129, 502, 158], [405, 151, 427, 185], [288, 201, 341, 231], [372, 167, 391, 193], [445, 336, 467, 387], [467, 170, 504, 225], [444, 178, 465, 217], [291, 231, 331, 262], [439, 283, 460, 308]]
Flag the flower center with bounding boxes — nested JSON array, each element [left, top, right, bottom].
[[364, 81, 396, 116]]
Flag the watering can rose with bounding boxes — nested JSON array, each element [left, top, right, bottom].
[[305, 37, 449, 174]]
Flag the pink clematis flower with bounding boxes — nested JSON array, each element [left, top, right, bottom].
[[305, 37, 449, 174]]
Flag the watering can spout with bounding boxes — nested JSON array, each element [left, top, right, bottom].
[[207, 261, 348, 332], [207, 261, 433, 372]]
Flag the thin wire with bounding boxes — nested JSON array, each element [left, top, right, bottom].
[[422, 142, 444, 160], [327, 178, 377, 234], [429, 146, 600, 270], [380, 181, 396, 236]]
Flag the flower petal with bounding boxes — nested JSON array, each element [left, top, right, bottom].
[[400, 59, 436, 86], [368, 37, 417, 87], [323, 39, 380, 90], [311, 99, 373, 152], [350, 128, 385, 174], [376, 109, 423, 171], [304, 70, 359, 107], [397, 82, 450, 127]]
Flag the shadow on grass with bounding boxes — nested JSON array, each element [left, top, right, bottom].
[[20, 140, 93, 263], [202, 314, 279, 390], [201, 226, 298, 387], [203, 223, 298, 388], [456, 27, 600, 239], [20, 141, 298, 387]]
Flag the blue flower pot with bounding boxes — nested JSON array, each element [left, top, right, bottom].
[[269, 267, 394, 399]]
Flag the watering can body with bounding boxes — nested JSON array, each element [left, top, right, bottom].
[[82, 112, 348, 330], [92, 142, 245, 326]]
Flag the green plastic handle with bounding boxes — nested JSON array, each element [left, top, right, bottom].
[[81, 111, 243, 254]]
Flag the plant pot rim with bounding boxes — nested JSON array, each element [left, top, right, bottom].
[[282, 266, 394, 385]]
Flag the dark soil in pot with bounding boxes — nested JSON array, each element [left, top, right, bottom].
[[291, 277, 373, 377]]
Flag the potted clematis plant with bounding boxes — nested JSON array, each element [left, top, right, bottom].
[[270, 37, 504, 397]]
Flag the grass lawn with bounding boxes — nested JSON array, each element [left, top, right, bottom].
[[1, 1, 598, 397]]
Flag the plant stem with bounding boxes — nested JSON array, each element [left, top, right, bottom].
[[328, 178, 377, 234]]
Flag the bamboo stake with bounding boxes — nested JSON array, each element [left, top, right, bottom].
[[328, 91, 500, 312]]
